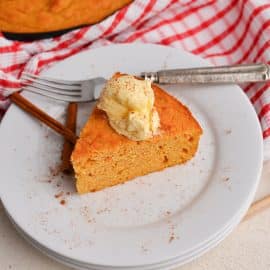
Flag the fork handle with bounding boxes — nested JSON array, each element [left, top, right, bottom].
[[141, 63, 270, 84]]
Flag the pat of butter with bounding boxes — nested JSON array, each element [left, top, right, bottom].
[[97, 75, 160, 141]]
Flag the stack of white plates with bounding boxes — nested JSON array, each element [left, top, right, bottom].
[[4, 194, 255, 270], [0, 44, 263, 270]]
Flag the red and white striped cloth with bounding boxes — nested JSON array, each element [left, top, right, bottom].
[[0, 0, 270, 159]]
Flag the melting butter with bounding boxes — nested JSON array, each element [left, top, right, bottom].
[[97, 75, 160, 141]]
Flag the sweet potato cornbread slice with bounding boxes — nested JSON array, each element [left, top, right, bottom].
[[0, 0, 132, 33], [71, 84, 202, 194]]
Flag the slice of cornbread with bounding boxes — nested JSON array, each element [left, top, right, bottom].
[[71, 83, 202, 194]]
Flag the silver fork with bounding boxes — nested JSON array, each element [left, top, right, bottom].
[[21, 63, 270, 102], [21, 72, 106, 102]]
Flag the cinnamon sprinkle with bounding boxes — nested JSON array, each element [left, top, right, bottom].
[[60, 200, 66, 205], [54, 191, 64, 198], [169, 235, 175, 243]]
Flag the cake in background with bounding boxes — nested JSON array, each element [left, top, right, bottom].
[[0, 0, 133, 33]]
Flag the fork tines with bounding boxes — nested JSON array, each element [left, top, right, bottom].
[[21, 72, 83, 101]]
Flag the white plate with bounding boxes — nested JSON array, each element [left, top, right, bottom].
[[4, 206, 237, 270], [0, 44, 263, 268], [5, 191, 251, 270]]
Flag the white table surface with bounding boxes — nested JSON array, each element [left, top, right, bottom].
[[1, 161, 270, 270]]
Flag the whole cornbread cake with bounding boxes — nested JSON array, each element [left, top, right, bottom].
[[71, 74, 202, 194], [0, 0, 132, 33]]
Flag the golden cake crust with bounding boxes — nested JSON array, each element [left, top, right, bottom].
[[71, 83, 202, 194]]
